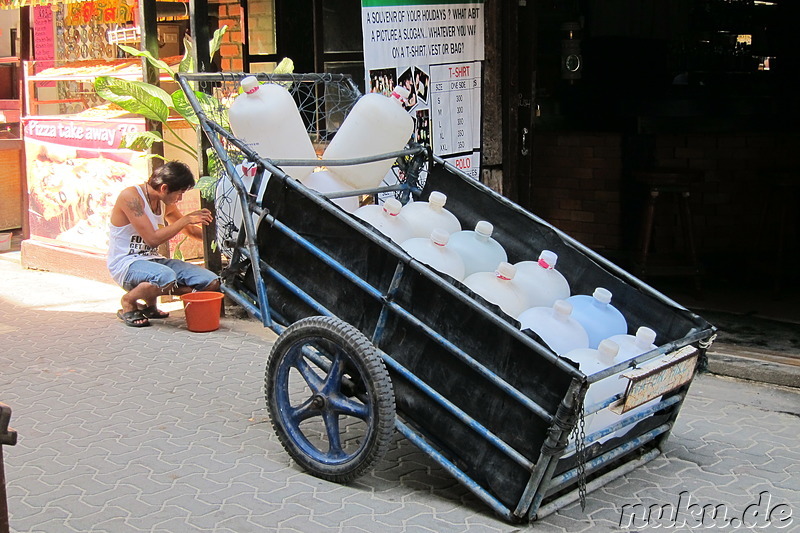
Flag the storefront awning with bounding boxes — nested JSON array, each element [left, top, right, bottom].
[[0, 0, 182, 10], [0, 0, 82, 7]]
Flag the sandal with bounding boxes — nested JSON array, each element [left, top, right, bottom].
[[117, 309, 151, 327], [140, 305, 169, 319]]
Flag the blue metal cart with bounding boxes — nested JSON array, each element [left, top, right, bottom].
[[177, 72, 716, 523]]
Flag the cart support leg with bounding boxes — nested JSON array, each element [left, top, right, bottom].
[[515, 378, 585, 520], [372, 262, 406, 347], [535, 447, 661, 520]]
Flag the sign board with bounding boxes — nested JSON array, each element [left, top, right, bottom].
[[611, 346, 699, 414], [361, 1, 485, 189], [33, 6, 56, 86], [22, 116, 149, 253]]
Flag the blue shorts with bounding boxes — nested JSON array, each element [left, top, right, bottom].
[[122, 258, 219, 292]]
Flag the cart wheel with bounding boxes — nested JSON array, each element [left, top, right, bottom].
[[265, 316, 395, 483]]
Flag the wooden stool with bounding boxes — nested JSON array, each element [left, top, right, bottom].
[[632, 168, 703, 291]]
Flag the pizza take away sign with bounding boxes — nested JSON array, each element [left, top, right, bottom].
[[23, 117, 144, 150]]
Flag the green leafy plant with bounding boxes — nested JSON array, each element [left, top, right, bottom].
[[94, 32, 294, 257], [94, 29, 228, 258], [172, 234, 189, 260], [93, 26, 228, 160]]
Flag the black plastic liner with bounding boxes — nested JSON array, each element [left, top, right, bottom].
[[246, 160, 713, 510]]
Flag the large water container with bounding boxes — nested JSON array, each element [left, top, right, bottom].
[[448, 221, 508, 277], [353, 198, 414, 244], [590, 327, 659, 442], [399, 191, 462, 238], [228, 76, 317, 181], [608, 326, 658, 365], [401, 229, 466, 281], [300, 170, 359, 213], [518, 300, 589, 355], [562, 339, 621, 456], [214, 161, 265, 255], [564, 338, 620, 377], [322, 86, 415, 190], [463, 262, 527, 319], [566, 288, 628, 349], [514, 250, 571, 309]]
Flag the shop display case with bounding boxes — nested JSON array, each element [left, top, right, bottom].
[[20, 58, 203, 266], [0, 56, 23, 232]]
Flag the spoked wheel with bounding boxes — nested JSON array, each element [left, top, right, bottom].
[[265, 316, 395, 483]]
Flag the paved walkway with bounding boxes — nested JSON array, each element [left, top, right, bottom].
[[1, 251, 798, 532]]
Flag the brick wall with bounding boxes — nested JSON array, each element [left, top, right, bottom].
[[651, 132, 800, 255], [531, 133, 623, 252], [530, 131, 800, 266], [215, 0, 244, 72]]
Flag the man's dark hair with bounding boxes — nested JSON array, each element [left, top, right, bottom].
[[148, 161, 196, 192]]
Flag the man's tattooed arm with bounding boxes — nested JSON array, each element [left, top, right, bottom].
[[125, 195, 144, 217]]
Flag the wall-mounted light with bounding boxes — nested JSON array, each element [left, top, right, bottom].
[[561, 21, 582, 82]]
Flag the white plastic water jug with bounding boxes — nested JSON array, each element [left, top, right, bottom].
[[518, 300, 589, 355], [401, 229, 466, 281], [399, 191, 462, 238], [353, 198, 414, 244], [564, 338, 620, 377], [322, 86, 415, 190], [608, 326, 658, 365], [463, 262, 527, 319], [299, 170, 359, 213], [214, 161, 265, 255], [591, 327, 659, 442], [566, 288, 628, 349], [514, 250, 571, 309], [448, 221, 508, 277], [228, 76, 317, 181], [562, 339, 621, 456]]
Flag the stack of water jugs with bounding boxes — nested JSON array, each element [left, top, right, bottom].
[[365, 193, 663, 451], [226, 76, 661, 450]]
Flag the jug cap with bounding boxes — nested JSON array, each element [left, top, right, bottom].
[[383, 198, 403, 216], [496, 262, 516, 280], [430, 228, 450, 246], [553, 299, 573, 317], [429, 191, 448, 208], [238, 162, 258, 177], [598, 339, 620, 359], [635, 326, 657, 347], [241, 76, 260, 94], [391, 85, 411, 104], [475, 220, 494, 237], [538, 250, 558, 269], [593, 287, 612, 304]]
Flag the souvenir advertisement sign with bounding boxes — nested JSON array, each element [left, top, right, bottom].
[[361, 1, 485, 183]]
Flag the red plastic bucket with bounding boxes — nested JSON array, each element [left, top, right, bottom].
[[180, 291, 224, 332]]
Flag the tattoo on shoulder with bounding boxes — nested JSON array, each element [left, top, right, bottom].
[[125, 196, 144, 217]]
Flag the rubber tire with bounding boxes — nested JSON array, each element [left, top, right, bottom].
[[265, 316, 395, 483]]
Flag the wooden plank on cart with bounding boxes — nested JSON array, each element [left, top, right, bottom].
[[611, 346, 699, 414]]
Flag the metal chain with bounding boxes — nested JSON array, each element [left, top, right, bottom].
[[697, 333, 717, 372], [699, 333, 717, 350], [572, 390, 588, 510]]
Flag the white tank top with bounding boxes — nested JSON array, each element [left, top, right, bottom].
[[107, 185, 165, 286]]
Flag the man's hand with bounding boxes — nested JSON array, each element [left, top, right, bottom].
[[184, 209, 214, 226]]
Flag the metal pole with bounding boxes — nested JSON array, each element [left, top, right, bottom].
[[0, 403, 18, 533], [0, 446, 7, 533]]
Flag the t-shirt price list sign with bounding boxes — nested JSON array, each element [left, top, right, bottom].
[[361, 1, 485, 181], [431, 62, 480, 178]]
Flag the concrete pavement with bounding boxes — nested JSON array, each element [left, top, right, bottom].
[[1, 250, 798, 532]]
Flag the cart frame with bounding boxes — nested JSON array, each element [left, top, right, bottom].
[[176, 72, 716, 523]]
